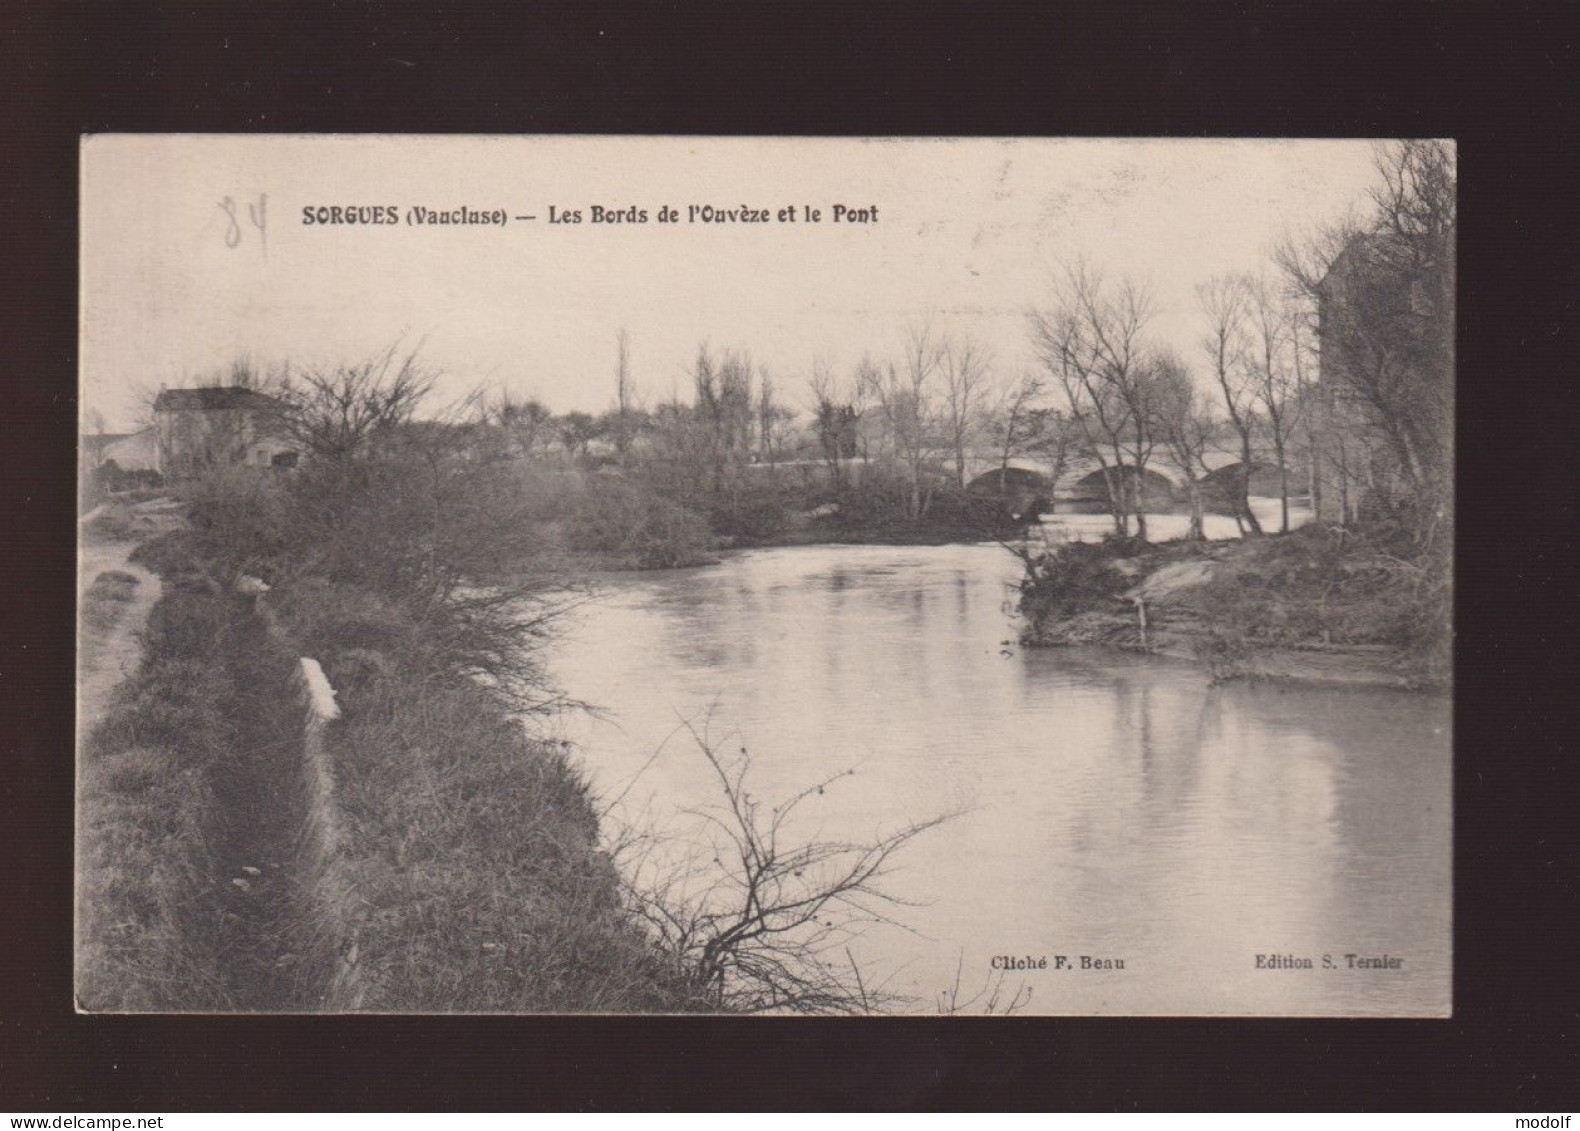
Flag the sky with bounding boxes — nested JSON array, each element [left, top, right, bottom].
[[80, 136, 1388, 431]]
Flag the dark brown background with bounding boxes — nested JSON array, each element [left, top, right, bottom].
[[4, 0, 1577, 1111]]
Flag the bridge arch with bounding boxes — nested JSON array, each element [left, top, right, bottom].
[[1065, 465, 1177, 510], [965, 465, 1053, 497], [965, 465, 1054, 520], [1197, 461, 1300, 508]]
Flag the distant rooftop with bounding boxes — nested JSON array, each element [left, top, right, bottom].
[[153, 386, 285, 412]]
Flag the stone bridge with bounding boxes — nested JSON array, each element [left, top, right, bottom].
[[962, 448, 1299, 509]]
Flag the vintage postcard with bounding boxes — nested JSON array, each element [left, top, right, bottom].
[[77, 135, 1452, 1015]]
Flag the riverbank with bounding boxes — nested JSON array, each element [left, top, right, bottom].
[[1017, 524, 1450, 691], [79, 493, 708, 1012]]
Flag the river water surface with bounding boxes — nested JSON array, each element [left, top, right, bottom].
[[550, 542, 1450, 1016]]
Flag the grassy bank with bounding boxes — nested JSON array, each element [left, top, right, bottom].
[[126, 453, 712, 1011], [261, 569, 703, 1011], [1017, 523, 1450, 690]]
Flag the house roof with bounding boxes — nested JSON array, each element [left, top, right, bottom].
[[153, 386, 285, 412]]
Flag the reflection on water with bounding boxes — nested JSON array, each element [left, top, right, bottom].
[[550, 543, 1450, 1016]]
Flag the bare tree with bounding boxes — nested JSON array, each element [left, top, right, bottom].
[[1197, 276, 1263, 535], [612, 327, 636, 459], [690, 345, 756, 492], [1031, 408, 1077, 515], [755, 368, 794, 469], [939, 332, 991, 490], [1243, 273, 1305, 532], [990, 372, 1043, 484], [221, 354, 289, 396], [716, 350, 756, 459], [850, 355, 881, 465], [1031, 264, 1161, 539], [610, 720, 954, 1014], [807, 359, 840, 483], [223, 353, 586, 705], [1032, 308, 1120, 533], [982, 373, 1071, 520], [487, 392, 554, 460], [877, 323, 946, 522], [1149, 353, 1215, 541], [274, 343, 437, 463], [808, 359, 862, 489], [1286, 313, 1323, 518]]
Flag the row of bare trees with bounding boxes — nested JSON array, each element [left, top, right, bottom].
[[805, 327, 1071, 523], [187, 300, 1294, 546], [554, 293, 1301, 541], [806, 141, 1451, 545], [1023, 141, 1452, 546], [1027, 260, 1315, 542]]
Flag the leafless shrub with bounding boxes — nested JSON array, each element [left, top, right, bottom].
[[607, 716, 956, 1015], [183, 347, 593, 709], [935, 951, 1033, 1016], [271, 343, 437, 463]]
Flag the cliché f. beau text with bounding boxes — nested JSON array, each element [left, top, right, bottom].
[[991, 955, 1126, 971]]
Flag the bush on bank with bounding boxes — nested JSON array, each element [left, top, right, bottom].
[[323, 673, 699, 1011], [1017, 536, 1146, 632], [560, 476, 716, 569]]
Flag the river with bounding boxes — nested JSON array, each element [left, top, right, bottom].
[[549, 541, 1450, 1016]]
